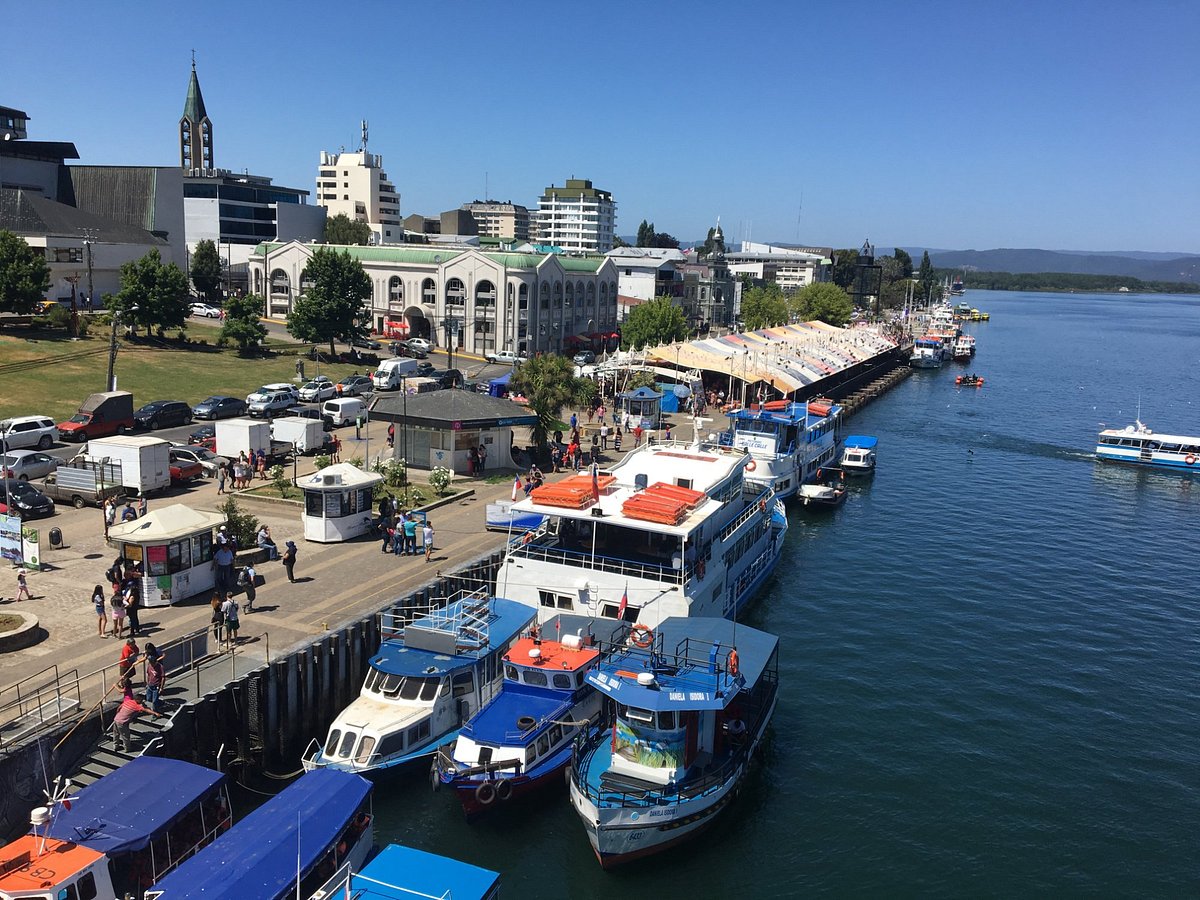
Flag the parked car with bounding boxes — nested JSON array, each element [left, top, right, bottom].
[[485, 349, 525, 365], [168, 452, 205, 484], [190, 302, 221, 318], [406, 337, 432, 353], [134, 400, 193, 430], [414, 361, 436, 377], [392, 339, 428, 359], [192, 396, 248, 420], [0, 479, 55, 519], [427, 369, 464, 389], [298, 380, 337, 402], [1, 450, 60, 481], [168, 445, 227, 478], [572, 350, 596, 365], [336, 375, 373, 396], [291, 407, 334, 431], [248, 392, 298, 419], [0, 415, 57, 450], [246, 383, 300, 406], [188, 424, 216, 445], [351, 337, 382, 350]]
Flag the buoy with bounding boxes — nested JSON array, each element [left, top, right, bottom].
[[630, 624, 654, 648], [746, 458, 757, 472], [1187, 455, 1196, 465]]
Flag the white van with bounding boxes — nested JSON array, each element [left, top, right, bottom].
[[322, 397, 366, 427], [372, 357, 420, 390], [0, 415, 58, 450]]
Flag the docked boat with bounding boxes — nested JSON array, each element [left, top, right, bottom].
[[0, 758, 231, 900], [723, 398, 842, 499], [484, 498, 546, 532], [495, 440, 787, 627], [146, 768, 372, 900], [304, 591, 536, 773], [953, 302, 973, 317], [910, 337, 946, 369], [797, 467, 848, 508], [433, 614, 625, 819], [950, 275, 966, 295], [568, 617, 779, 868], [312, 844, 500, 900], [840, 435, 877, 476], [952, 334, 976, 360], [955, 373, 985, 387], [1095, 420, 1200, 472]]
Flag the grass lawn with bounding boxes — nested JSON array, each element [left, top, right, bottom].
[[0, 327, 373, 422]]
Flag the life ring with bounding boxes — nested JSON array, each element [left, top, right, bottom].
[[759, 499, 767, 513], [495, 779, 513, 801], [630, 624, 654, 648], [1187, 455, 1196, 465], [475, 781, 497, 806], [728, 648, 740, 677], [816, 468, 823, 479], [746, 459, 757, 472], [522, 532, 534, 545], [516, 715, 537, 732]]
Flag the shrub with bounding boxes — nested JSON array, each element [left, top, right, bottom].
[[270, 464, 290, 497], [428, 465, 452, 495], [47, 305, 71, 329], [217, 497, 259, 549], [371, 457, 408, 490], [314, 454, 332, 470]]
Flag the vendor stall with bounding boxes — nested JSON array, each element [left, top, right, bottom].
[[619, 386, 663, 429], [107, 504, 226, 606], [300, 463, 383, 543]]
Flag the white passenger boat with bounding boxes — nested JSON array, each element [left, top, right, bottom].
[[840, 435, 877, 475], [723, 398, 841, 500], [1095, 420, 1200, 472], [910, 337, 946, 368], [496, 441, 787, 628]]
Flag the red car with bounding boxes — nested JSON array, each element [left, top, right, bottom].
[[168, 452, 204, 485]]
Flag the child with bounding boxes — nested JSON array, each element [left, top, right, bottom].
[[15, 568, 31, 602], [93, 584, 108, 637]]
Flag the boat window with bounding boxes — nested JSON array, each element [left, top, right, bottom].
[[658, 711, 676, 730], [325, 728, 342, 756], [453, 671, 475, 697], [549, 724, 563, 745], [624, 707, 654, 725], [524, 669, 548, 687], [536, 734, 550, 756], [400, 676, 434, 701], [376, 731, 405, 759], [76, 872, 98, 900], [420, 679, 439, 701], [58, 884, 79, 900], [538, 590, 557, 608], [525, 745, 535, 764], [338, 730, 357, 758], [676, 478, 693, 490], [355, 736, 376, 765], [556, 595, 574, 609], [363, 669, 380, 692], [380, 674, 403, 698], [552, 673, 572, 689], [407, 719, 432, 746], [439, 678, 451, 697], [505, 664, 519, 681], [576, 673, 586, 688], [600, 603, 619, 619]]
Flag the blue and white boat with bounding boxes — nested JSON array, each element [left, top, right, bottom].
[[146, 768, 373, 900], [304, 591, 536, 773], [434, 615, 625, 819], [910, 336, 947, 368], [840, 434, 878, 476], [723, 398, 841, 500], [569, 617, 779, 868], [1096, 420, 1200, 472], [313, 844, 500, 900]]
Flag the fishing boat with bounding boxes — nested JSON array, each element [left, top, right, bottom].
[[797, 467, 848, 508], [312, 844, 500, 900], [723, 398, 841, 500], [433, 615, 625, 819], [304, 591, 536, 774], [840, 435, 877, 476], [910, 337, 946, 369], [568, 617, 779, 868], [953, 302, 973, 317], [146, 768, 372, 900], [1095, 420, 1200, 472], [495, 440, 787, 628], [955, 374, 985, 387], [0, 758, 231, 900]]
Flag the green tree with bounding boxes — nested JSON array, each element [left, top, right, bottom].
[[830, 249, 859, 289], [649, 231, 680, 249], [791, 282, 854, 326], [0, 230, 51, 314], [917, 250, 936, 302], [323, 213, 372, 246], [636, 220, 654, 248], [741, 284, 789, 330], [892, 248, 913, 280], [508, 354, 596, 447], [110, 248, 190, 336], [287, 247, 371, 357], [621, 296, 688, 349], [220, 293, 269, 354], [612, 235, 630, 249], [190, 239, 223, 304]]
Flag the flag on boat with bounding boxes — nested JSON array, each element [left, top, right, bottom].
[[591, 462, 600, 501], [617, 584, 628, 619], [512, 474, 522, 501]]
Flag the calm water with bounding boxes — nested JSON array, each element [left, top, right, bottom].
[[370, 292, 1200, 897]]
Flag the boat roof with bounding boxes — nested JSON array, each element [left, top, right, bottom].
[[843, 435, 877, 449], [147, 769, 371, 900], [727, 400, 841, 426], [505, 636, 598, 673], [461, 681, 574, 744], [350, 844, 499, 900], [588, 617, 778, 712], [0, 836, 105, 894], [1098, 424, 1199, 444], [372, 596, 535, 677], [44, 756, 226, 854]]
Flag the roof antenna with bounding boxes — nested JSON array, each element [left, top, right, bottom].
[[360, 120, 368, 153]]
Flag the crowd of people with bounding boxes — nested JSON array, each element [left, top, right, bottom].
[[378, 496, 435, 563]]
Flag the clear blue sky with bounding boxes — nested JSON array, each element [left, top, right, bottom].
[[5, 0, 1198, 253]]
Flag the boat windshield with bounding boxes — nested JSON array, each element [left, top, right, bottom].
[[364, 669, 440, 701]]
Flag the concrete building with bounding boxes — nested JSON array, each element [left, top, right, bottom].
[[533, 178, 616, 253], [0, 106, 79, 203], [250, 241, 618, 357], [65, 166, 188, 269], [461, 200, 531, 242], [605, 246, 685, 302], [316, 141, 403, 244], [726, 240, 830, 292]]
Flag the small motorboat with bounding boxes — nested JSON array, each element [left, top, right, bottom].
[[840, 436, 877, 476], [798, 467, 848, 508], [955, 374, 985, 387]]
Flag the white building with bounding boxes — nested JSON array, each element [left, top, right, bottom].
[[726, 240, 829, 292], [533, 178, 616, 253], [605, 246, 686, 302], [250, 241, 619, 357], [316, 146, 403, 244]]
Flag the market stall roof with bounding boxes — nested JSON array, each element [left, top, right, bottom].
[[299, 462, 383, 490], [108, 504, 225, 543], [369, 391, 537, 430]]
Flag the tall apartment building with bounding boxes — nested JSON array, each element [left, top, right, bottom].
[[461, 200, 530, 242], [533, 178, 616, 253], [316, 142, 403, 244]]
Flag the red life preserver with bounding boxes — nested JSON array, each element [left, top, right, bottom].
[[1187, 455, 1197, 465], [746, 459, 757, 472], [629, 624, 654, 648], [728, 648, 740, 677]]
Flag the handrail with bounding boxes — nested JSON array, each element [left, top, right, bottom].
[[717, 486, 773, 543], [506, 540, 677, 583]]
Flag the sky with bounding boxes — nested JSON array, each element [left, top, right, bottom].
[[5, 0, 1199, 254]]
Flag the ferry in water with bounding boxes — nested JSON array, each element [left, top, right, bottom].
[[722, 398, 841, 500], [568, 617, 779, 868], [910, 336, 947, 368], [496, 441, 787, 627], [1095, 420, 1200, 472], [304, 591, 535, 773]]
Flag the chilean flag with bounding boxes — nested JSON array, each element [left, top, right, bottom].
[[512, 474, 523, 501], [617, 584, 628, 619]]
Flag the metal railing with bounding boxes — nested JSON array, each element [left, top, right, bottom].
[[506, 537, 679, 584], [716, 486, 774, 543]]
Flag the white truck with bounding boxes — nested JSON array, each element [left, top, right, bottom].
[[83, 435, 172, 495], [372, 357, 420, 390], [271, 417, 329, 456], [216, 418, 293, 463]]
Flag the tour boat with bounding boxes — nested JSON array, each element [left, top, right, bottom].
[[433, 615, 625, 819], [312, 844, 500, 900], [146, 768, 372, 900], [1095, 420, 1200, 472], [797, 467, 848, 508], [303, 591, 536, 773], [495, 440, 787, 628], [910, 337, 946, 369], [0, 758, 231, 900], [723, 398, 842, 500], [955, 374, 985, 387], [839, 435, 877, 476], [952, 335, 975, 360], [568, 617, 779, 868]]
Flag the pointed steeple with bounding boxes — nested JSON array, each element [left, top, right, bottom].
[[182, 59, 207, 122], [179, 56, 214, 171]]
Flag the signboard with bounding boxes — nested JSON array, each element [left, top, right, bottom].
[[0, 514, 21, 563], [21, 526, 40, 570], [732, 432, 778, 455]]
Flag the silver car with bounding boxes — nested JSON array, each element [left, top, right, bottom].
[[1, 450, 60, 481], [169, 445, 228, 478]]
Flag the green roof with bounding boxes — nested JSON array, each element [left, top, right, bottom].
[[558, 256, 608, 273], [182, 64, 207, 122], [252, 242, 612, 274]]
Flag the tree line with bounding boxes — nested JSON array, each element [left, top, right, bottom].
[[933, 269, 1200, 295]]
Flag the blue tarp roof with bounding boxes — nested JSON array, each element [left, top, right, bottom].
[[351, 844, 499, 900], [148, 769, 370, 900], [488, 372, 512, 388], [45, 757, 225, 855], [843, 435, 877, 449]]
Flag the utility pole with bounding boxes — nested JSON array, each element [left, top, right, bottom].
[[81, 229, 96, 314], [65, 274, 81, 339]]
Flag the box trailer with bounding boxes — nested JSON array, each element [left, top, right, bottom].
[[271, 417, 328, 455], [216, 418, 293, 463], [84, 435, 172, 494]]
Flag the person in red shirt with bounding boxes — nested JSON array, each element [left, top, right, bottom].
[[118, 638, 139, 681], [112, 673, 160, 752]]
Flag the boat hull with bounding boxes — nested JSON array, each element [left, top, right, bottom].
[[1095, 450, 1200, 472], [447, 755, 571, 819]]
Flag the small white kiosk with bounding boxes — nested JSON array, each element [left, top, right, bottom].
[[300, 463, 383, 543], [108, 504, 226, 606]]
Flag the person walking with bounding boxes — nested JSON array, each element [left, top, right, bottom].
[[15, 568, 32, 602], [138, 493, 148, 518], [614, 429, 622, 453], [633, 424, 644, 447], [600, 423, 609, 450], [118, 637, 139, 680], [111, 590, 127, 639], [104, 497, 116, 537], [221, 593, 240, 645], [282, 541, 298, 583], [256, 449, 267, 480], [123, 584, 141, 637], [331, 434, 341, 463], [386, 423, 395, 448], [143, 643, 165, 713], [210, 594, 224, 645], [422, 520, 435, 563], [92, 584, 108, 637], [569, 412, 578, 432], [240, 564, 257, 612], [216, 465, 227, 495], [112, 673, 159, 752]]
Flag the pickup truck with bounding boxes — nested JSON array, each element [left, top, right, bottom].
[[37, 471, 127, 509], [169, 456, 204, 485]]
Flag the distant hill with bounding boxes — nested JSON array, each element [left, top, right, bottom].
[[925, 248, 1200, 284]]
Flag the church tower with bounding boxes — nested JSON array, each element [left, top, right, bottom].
[[179, 58, 214, 172]]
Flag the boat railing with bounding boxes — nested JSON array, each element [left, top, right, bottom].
[[716, 485, 773, 543], [378, 586, 492, 643], [506, 535, 679, 584]]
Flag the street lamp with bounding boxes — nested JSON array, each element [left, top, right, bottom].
[[107, 305, 138, 391]]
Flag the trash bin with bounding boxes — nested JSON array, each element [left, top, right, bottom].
[[49, 527, 64, 549]]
